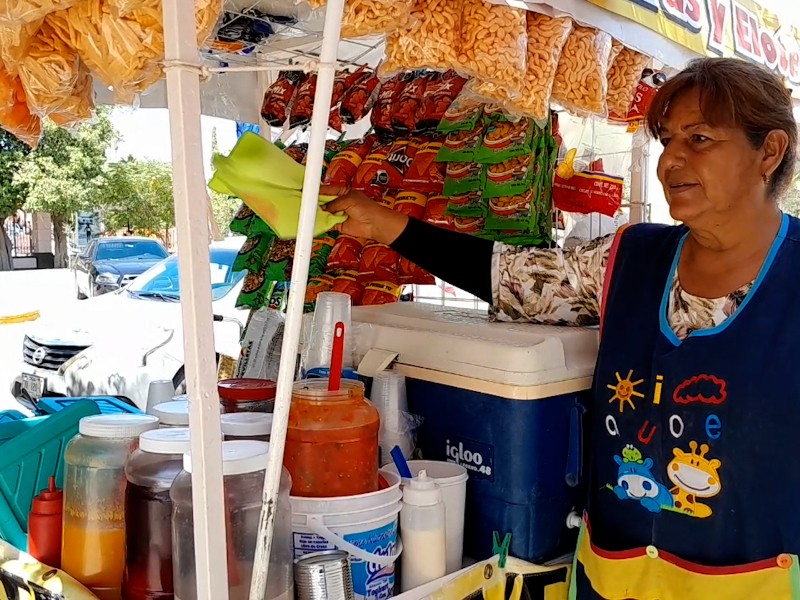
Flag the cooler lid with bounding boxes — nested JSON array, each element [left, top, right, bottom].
[[350, 303, 598, 396]]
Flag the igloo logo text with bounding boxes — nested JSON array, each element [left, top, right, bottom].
[[445, 438, 494, 480]]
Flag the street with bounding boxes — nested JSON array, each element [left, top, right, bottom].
[[0, 269, 77, 409]]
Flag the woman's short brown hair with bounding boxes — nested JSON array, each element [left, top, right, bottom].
[[647, 58, 798, 200]]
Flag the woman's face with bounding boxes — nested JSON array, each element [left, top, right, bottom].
[[656, 88, 764, 227]]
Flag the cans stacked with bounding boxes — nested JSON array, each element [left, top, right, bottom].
[[294, 551, 354, 600]]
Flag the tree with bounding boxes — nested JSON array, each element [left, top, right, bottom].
[[208, 125, 238, 237], [102, 158, 175, 243], [0, 130, 31, 270], [14, 109, 116, 268]]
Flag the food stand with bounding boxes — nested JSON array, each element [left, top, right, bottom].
[[2, 1, 800, 599]]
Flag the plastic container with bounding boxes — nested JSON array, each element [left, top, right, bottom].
[[151, 400, 190, 428], [221, 412, 273, 442], [218, 378, 277, 413], [27, 476, 63, 568], [123, 428, 191, 600], [302, 292, 355, 378], [400, 470, 446, 592], [61, 414, 159, 599], [291, 470, 402, 600], [171, 441, 293, 600], [285, 379, 379, 498], [146, 381, 175, 414]]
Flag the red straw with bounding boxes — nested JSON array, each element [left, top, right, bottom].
[[328, 321, 345, 392]]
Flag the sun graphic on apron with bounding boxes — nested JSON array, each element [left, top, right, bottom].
[[608, 370, 645, 412]]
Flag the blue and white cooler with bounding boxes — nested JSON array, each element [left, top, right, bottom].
[[350, 302, 599, 564]]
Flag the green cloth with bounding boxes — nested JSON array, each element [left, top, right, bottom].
[[209, 132, 346, 240]]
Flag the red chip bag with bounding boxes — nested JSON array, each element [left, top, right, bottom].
[[399, 258, 435, 286], [424, 195, 455, 230], [394, 191, 428, 220], [289, 73, 316, 128], [419, 71, 467, 132], [371, 72, 413, 137], [341, 71, 381, 124], [386, 138, 420, 180], [377, 189, 397, 210], [403, 137, 446, 194], [332, 67, 368, 107], [305, 274, 335, 305], [391, 73, 427, 134], [359, 240, 400, 283], [331, 271, 364, 305], [329, 108, 344, 132], [323, 135, 378, 188], [261, 71, 303, 126], [327, 235, 365, 273], [284, 143, 308, 164], [352, 142, 393, 191], [362, 281, 402, 306]]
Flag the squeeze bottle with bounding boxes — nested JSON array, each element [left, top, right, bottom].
[[400, 470, 447, 592], [28, 476, 63, 568]]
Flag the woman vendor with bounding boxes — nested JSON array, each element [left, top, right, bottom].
[[322, 58, 800, 598]]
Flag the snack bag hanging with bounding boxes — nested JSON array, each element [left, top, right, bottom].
[[0, 65, 42, 148], [209, 132, 346, 240], [552, 25, 613, 117]]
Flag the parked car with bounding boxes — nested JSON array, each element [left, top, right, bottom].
[[13, 238, 247, 411], [74, 236, 169, 299]]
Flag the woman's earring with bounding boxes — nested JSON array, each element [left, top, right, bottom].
[[763, 173, 770, 184]]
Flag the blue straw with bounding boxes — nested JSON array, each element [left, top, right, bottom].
[[391, 446, 413, 479]]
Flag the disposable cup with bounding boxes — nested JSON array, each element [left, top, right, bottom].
[[370, 370, 408, 432], [303, 292, 354, 372], [146, 380, 175, 414]]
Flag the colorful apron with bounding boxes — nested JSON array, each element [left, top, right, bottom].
[[572, 214, 800, 599]]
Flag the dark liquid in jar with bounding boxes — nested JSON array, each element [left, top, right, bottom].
[[122, 483, 174, 600]]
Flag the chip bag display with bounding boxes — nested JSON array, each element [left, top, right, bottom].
[[362, 281, 402, 305], [418, 70, 467, 132], [331, 270, 364, 305], [438, 91, 483, 133], [476, 118, 535, 164], [443, 161, 484, 196], [391, 73, 427, 135], [446, 190, 484, 217], [399, 258, 435, 285], [359, 240, 400, 283], [289, 73, 316, 128], [0, 65, 42, 147], [424, 195, 455, 230], [394, 190, 429, 220], [261, 70, 303, 126], [438, 120, 486, 162], [403, 138, 446, 194], [327, 235, 366, 273], [340, 70, 381, 124], [372, 72, 413, 137], [483, 151, 536, 199], [323, 135, 377, 188]]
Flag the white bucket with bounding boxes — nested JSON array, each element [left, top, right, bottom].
[[383, 460, 468, 575], [291, 470, 403, 600]]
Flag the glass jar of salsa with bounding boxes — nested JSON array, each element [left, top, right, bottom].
[[284, 379, 379, 498], [218, 378, 277, 413]]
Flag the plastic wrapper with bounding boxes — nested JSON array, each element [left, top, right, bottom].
[[49, 64, 95, 127], [394, 190, 428, 220], [340, 70, 380, 124], [0, 65, 42, 148], [437, 90, 482, 133], [424, 195, 455, 230], [371, 71, 412, 138], [403, 137, 445, 194], [391, 74, 427, 135], [552, 25, 614, 118], [341, 0, 413, 40], [438, 119, 485, 162], [506, 13, 573, 123], [327, 235, 365, 273], [457, 0, 527, 91], [323, 135, 377, 188], [399, 258, 434, 285], [261, 70, 303, 126], [379, 0, 461, 75], [418, 70, 466, 132], [289, 73, 316, 128], [330, 270, 364, 305], [476, 118, 535, 164], [233, 233, 274, 275], [443, 161, 484, 196], [358, 240, 400, 283], [0, 0, 78, 24], [483, 151, 536, 199], [0, 20, 41, 72], [607, 47, 651, 120], [362, 281, 402, 306], [446, 190, 484, 217], [452, 215, 484, 233]]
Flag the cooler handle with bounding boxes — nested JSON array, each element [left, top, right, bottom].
[[305, 514, 403, 567], [566, 402, 586, 488]]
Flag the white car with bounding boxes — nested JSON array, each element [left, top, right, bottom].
[[12, 238, 248, 411]]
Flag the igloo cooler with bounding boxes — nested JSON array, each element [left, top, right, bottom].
[[350, 302, 599, 563]]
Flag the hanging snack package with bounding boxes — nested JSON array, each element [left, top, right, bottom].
[[458, 0, 527, 91], [507, 13, 573, 124], [443, 161, 485, 196], [0, 19, 40, 72], [305, 274, 335, 306], [341, 0, 413, 39], [484, 188, 534, 231], [380, 0, 462, 75], [437, 89, 483, 133], [323, 135, 378, 188], [329, 67, 367, 131], [552, 25, 614, 117], [424, 195, 455, 230], [264, 239, 296, 282], [418, 71, 467, 132], [438, 119, 486, 162], [331, 270, 365, 305], [237, 266, 276, 310], [340, 70, 381, 124], [352, 141, 393, 191], [359, 240, 400, 283], [289, 73, 316, 128], [386, 138, 421, 181], [483, 151, 537, 199], [476, 118, 535, 164], [261, 70, 303, 126], [371, 71, 413, 138], [453, 215, 485, 234], [233, 233, 275, 275], [394, 190, 429, 220], [399, 258, 435, 285], [0, 0, 78, 24], [362, 281, 402, 306], [446, 190, 485, 217], [607, 47, 651, 120], [378, 189, 397, 210], [0, 65, 42, 148], [327, 235, 366, 273], [49, 64, 94, 128], [391, 73, 427, 135], [284, 142, 309, 164], [404, 137, 446, 194]]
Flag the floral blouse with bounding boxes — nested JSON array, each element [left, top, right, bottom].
[[491, 233, 752, 341]]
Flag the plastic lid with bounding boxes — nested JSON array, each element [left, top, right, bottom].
[[291, 378, 364, 401], [139, 428, 191, 454], [221, 412, 273, 437], [402, 470, 442, 507], [79, 414, 159, 438], [172, 393, 189, 403], [31, 476, 62, 515], [218, 379, 277, 402], [152, 400, 190, 426], [183, 440, 269, 476]]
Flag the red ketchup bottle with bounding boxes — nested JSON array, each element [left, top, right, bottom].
[[28, 476, 63, 567]]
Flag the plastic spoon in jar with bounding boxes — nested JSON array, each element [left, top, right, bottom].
[[328, 321, 345, 392]]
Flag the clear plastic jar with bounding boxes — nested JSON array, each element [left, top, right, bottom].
[[62, 414, 160, 600], [285, 379, 379, 497], [123, 428, 191, 600], [218, 378, 277, 413], [171, 441, 293, 600], [221, 412, 273, 442], [151, 400, 190, 428]]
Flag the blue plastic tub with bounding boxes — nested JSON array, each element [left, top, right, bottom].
[[37, 396, 141, 416]]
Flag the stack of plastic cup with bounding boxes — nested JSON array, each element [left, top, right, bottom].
[[302, 292, 354, 377], [371, 370, 414, 464], [146, 380, 175, 415]]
